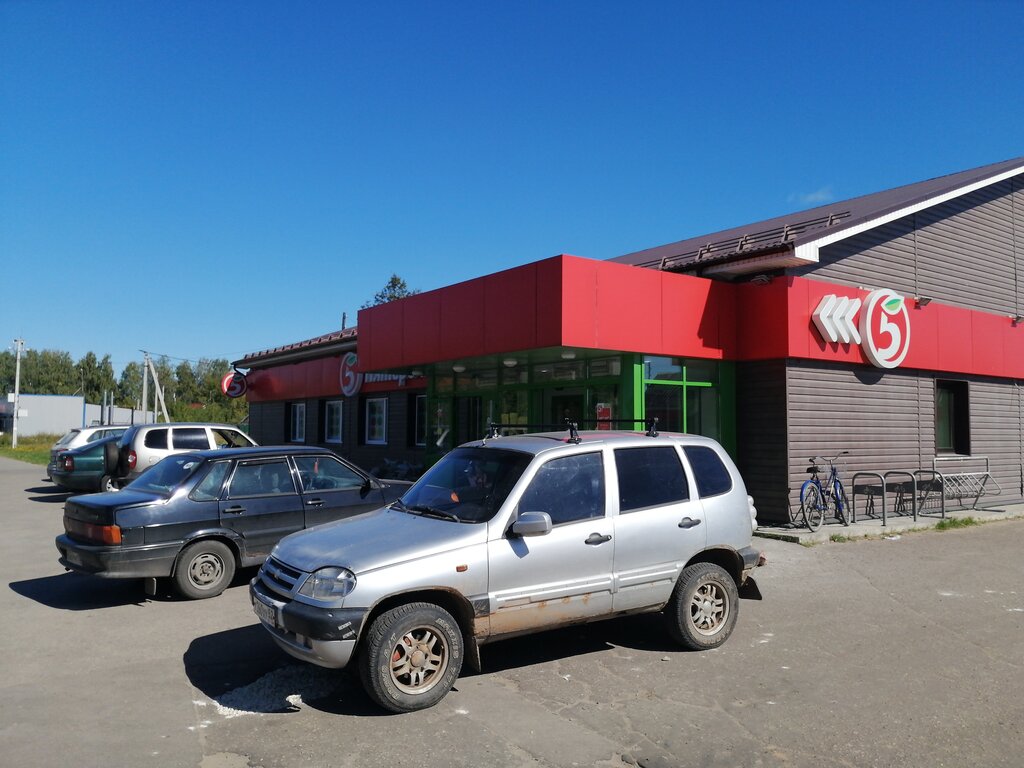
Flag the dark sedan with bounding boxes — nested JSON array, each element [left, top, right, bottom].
[[55, 446, 410, 599], [50, 434, 121, 493]]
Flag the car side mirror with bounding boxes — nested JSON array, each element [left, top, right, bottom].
[[512, 510, 552, 537]]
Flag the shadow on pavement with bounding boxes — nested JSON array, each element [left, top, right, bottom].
[[10, 571, 148, 609], [26, 485, 71, 504], [185, 599, 753, 718], [184, 624, 383, 717], [479, 612, 679, 674]]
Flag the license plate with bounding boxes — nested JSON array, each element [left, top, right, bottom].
[[253, 596, 278, 628]]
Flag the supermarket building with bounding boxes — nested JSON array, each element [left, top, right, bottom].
[[235, 157, 1024, 525]]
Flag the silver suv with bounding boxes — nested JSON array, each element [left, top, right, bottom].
[[250, 427, 764, 713], [115, 422, 256, 485]]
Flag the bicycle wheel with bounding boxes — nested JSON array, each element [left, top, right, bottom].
[[831, 482, 850, 526], [800, 483, 824, 531]]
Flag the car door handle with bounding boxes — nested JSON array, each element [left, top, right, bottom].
[[223, 505, 246, 515], [678, 517, 702, 529], [585, 533, 612, 545], [305, 498, 324, 507]]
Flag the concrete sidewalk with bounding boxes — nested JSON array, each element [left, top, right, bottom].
[[755, 500, 1024, 544]]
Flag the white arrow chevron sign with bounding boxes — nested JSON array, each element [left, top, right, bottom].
[[812, 294, 862, 345]]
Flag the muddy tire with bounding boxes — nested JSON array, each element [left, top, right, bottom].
[[173, 540, 235, 599], [665, 562, 739, 651], [359, 602, 463, 713]]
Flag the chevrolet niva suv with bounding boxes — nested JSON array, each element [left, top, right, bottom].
[[250, 427, 764, 713], [114, 422, 255, 486]]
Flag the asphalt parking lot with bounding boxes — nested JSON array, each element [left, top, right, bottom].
[[2, 455, 1023, 768]]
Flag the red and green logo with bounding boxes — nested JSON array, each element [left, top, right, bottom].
[[859, 290, 911, 369]]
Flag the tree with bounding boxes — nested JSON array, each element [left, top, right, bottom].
[[22, 349, 76, 394], [118, 362, 143, 408], [0, 350, 13, 394], [361, 274, 419, 308], [76, 352, 117, 402]]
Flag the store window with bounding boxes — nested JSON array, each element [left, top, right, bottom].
[[642, 357, 719, 439], [365, 397, 388, 445], [936, 380, 970, 455], [289, 403, 305, 443], [412, 394, 427, 447], [324, 400, 343, 444]]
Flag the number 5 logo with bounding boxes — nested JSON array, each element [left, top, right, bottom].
[[859, 290, 911, 369]]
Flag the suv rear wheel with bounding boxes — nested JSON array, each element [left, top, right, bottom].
[[359, 602, 464, 713], [665, 562, 739, 650]]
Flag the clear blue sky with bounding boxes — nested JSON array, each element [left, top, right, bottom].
[[2, 0, 1021, 375]]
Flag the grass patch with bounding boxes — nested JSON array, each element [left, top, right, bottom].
[[829, 533, 857, 543], [935, 516, 979, 530], [0, 433, 58, 466]]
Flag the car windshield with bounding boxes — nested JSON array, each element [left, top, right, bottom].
[[127, 455, 208, 496], [397, 447, 531, 523], [55, 430, 80, 448]]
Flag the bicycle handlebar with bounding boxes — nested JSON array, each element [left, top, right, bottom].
[[807, 452, 849, 464]]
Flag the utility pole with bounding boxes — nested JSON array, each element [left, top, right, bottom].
[[12, 338, 24, 448], [141, 352, 149, 425]]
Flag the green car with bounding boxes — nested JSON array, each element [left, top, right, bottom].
[[50, 434, 121, 493]]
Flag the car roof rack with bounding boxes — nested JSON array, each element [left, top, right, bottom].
[[483, 417, 660, 443]]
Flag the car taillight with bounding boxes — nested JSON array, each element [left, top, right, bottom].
[[128, 450, 137, 469], [62, 455, 75, 471], [65, 518, 122, 545]]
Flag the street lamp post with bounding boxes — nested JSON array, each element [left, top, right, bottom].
[[12, 338, 24, 449]]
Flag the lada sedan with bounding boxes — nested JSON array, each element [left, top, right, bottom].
[[250, 428, 764, 712], [56, 446, 409, 599]]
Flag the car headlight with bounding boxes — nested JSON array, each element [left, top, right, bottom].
[[298, 567, 357, 601]]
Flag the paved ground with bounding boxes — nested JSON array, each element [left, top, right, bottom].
[[2, 455, 1023, 768]]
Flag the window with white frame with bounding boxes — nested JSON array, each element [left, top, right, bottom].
[[290, 402, 306, 442], [325, 400, 343, 444], [365, 397, 388, 445]]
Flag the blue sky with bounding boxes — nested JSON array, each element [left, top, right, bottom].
[[2, 0, 1022, 375]]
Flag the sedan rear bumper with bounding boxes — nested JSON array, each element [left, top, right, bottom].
[[55, 534, 180, 579]]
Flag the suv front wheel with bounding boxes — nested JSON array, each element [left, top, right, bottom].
[[359, 602, 464, 713], [665, 562, 739, 650]]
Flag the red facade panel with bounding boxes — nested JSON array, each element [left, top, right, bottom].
[[482, 262, 540, 352], [969, 311, 1007, 378], [400, 291, 442, 367], [344, 260, 1024, 387], [735, 279, 791, 361]]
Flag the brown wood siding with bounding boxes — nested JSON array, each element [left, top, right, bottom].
[[784, 361, 1024, 518], [247, 402, 285, 445], [784, 361, 924, 519], [916, 181, 1017, 314], [736, 361, 790, 524], [793, 179, 1023, 316], [962, 378, 1023, 502]]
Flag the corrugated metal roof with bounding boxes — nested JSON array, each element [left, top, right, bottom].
[[234, 326, 358, 368], [611, 157, 1024, 273]]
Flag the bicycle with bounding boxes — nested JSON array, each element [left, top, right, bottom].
[[799, 452, 851, 531]]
